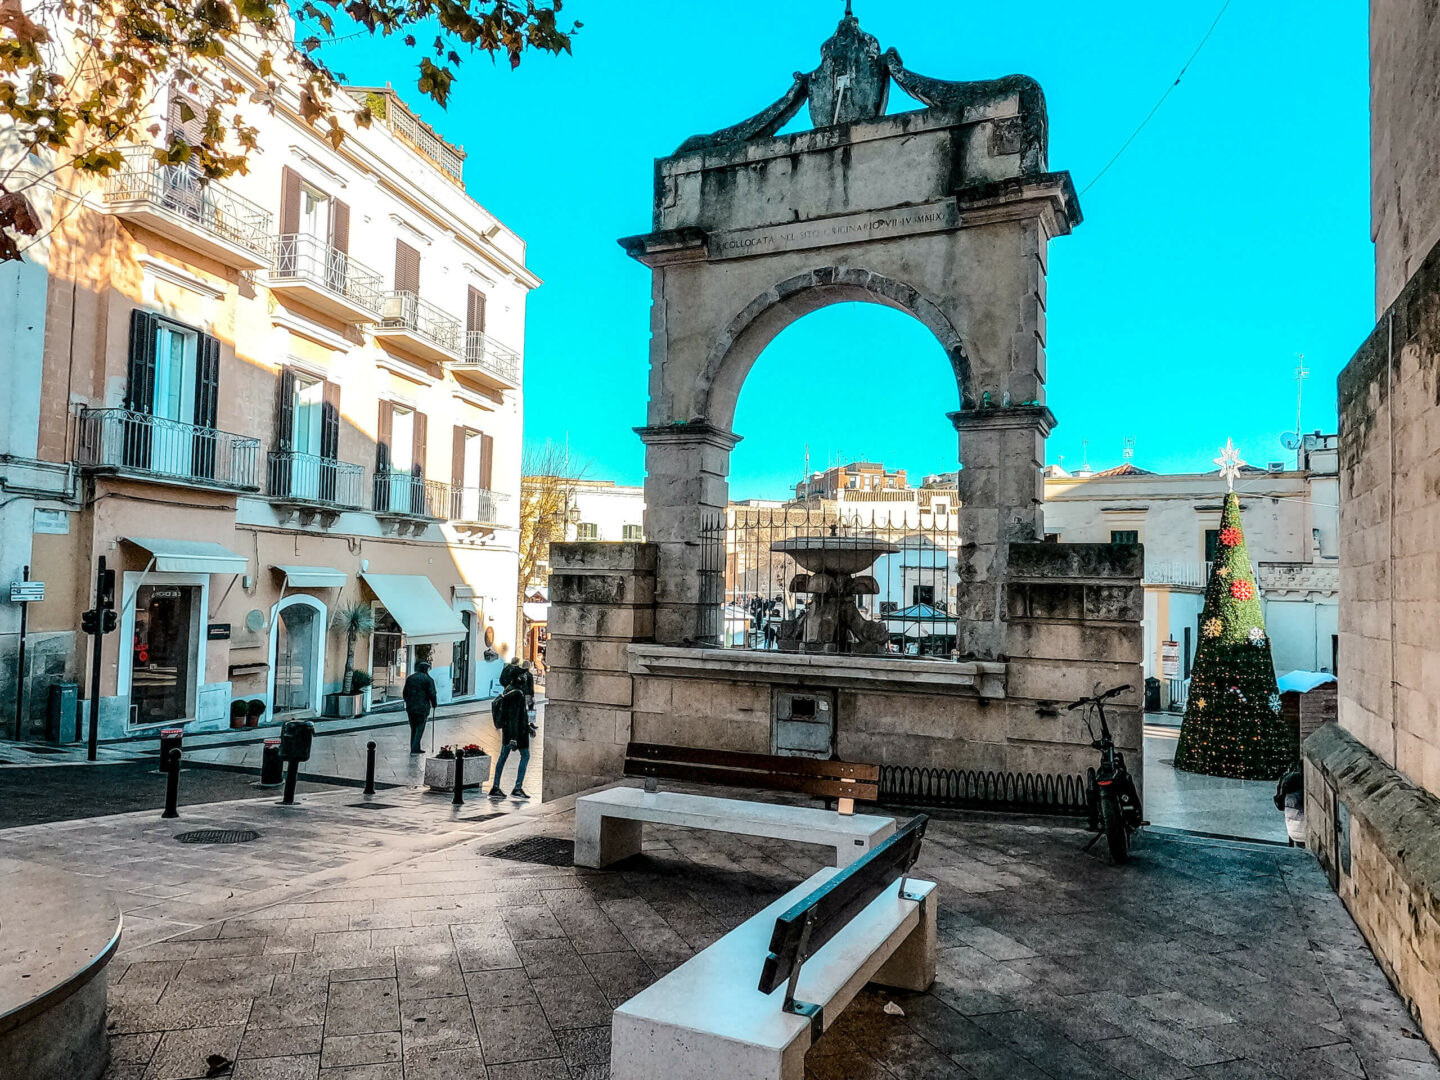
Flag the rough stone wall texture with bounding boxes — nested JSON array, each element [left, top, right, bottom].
[[1371, 0, 1440, 313], [1337, 234, 1440, 797], [1305, 722, 1440, 1048]]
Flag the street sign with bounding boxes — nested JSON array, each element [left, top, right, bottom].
[[1161, 639, 1181, 680], [9, 581, 44, 603], [207, 623, 232, 640]]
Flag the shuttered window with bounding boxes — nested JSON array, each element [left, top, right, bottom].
[[394, 240, 421, 295], [376, 400, 393, 474], [321, 381, 340, 461], [279, 166, 302, 236], [480, 433, 493, 491], [412, 411, 427, 478], [125, 310, 159, 415], [466, 287, 486, 333], [330, 202, 350, 254], [452, 426, 467, 489], [167, 88, 205, 146]]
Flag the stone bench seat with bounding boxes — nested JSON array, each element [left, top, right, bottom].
[[574, 786, 896, 868], [611, 866, 937, 1080]]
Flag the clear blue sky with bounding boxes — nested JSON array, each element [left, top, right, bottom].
[[320, 0, 1373, 499]]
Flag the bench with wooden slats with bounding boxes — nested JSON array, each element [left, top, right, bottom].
[[623, 742, 879, 813]]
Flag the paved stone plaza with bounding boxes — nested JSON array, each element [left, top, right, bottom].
[[2, 776, 1434, 1080]]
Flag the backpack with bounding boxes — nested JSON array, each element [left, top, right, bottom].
[[491, 693, 504, 729]]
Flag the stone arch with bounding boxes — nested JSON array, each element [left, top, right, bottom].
[[699, 267, 973, 431]]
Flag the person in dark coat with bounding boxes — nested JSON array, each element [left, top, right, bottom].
[[489, 683, 531, 798], [404, 660, 438, 754]]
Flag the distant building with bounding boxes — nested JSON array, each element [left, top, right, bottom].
[[797, 461, 908, 500]]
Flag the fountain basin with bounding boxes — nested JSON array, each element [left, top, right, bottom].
[[771, 536, 899, 576]]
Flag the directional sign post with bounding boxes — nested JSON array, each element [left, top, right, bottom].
[[9, 568, 43, 740]]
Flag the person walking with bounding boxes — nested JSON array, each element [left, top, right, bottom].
[[404, 660, 438, 754], [489, 681, 532, 798]]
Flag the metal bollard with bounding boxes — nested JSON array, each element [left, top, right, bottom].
[[281, 756, 300, 806], [259, 739, 283, 787], [452, 750, 465, 806], [161, 748, 181, 818], [363, 741, 377, 796]]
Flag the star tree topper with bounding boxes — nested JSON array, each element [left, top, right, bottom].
[[1214, 439, 1247, 492]]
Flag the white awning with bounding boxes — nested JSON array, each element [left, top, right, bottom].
[[361, 573, 466, 646], [522, 602, 549, 623], [123, 537, 247, 575], [274, 565, 347, 589]]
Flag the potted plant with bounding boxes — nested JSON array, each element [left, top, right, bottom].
[[424, 743, 491, 792], [350, 670, 373, 713], [229, 700, 248, 730], [326, 602, 375, 718], [245, 699, 267, 728]]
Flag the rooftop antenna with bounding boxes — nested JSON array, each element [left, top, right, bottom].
[[1081, 439, 1091, 472], [1294, 353, 1309, 466], [1122, 436, 1135, 461]]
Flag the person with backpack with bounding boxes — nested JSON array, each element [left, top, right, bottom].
[[403, 660, 438, 754], [490, 681, 532, 799]]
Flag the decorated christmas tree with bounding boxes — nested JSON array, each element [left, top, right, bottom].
[[1173, 443, 1295, 780]]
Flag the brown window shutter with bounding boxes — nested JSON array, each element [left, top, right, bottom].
[[466, 287, 486, 333], [452, 426, 467, 488], [412, 410, 427, 477], [480, 433, 494, 491], [280, 166, 302, 236], [331, 201, 350, 254], [394, 240, 421, 294], [376, 400, 393, 472], [321, 380, 340, 460], [167, 88, 205, 145]]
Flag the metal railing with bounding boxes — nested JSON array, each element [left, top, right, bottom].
[[457, 330, 521, 384], [372, 472, 448, 518], [266, 451, 365, 509], [378, 290, 461, 354], [384, 105, 464, 181], [75, 408, 260, 489], [449, 485, 508, 525], [878, 765, 1090, 817], [1144, 560, 1209, 588], [265, 234, 384, 316], [104, 147, 271, 259]]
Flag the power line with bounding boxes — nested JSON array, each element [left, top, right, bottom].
[[1079, 0, 1234, 196]]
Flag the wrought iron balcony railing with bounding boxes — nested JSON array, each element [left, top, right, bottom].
[[378, 290, 462, 354], [372, 472, 449, 518], [266, 451, 365, 509], [104, 147, 272, 260], [75, 408, 261, 490], [265, 233, 384, 316], [454, 330, 521, 385], [449, 485, 509, 526]]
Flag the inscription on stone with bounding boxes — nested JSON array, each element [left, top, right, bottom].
[[709, 200, 960, 260]]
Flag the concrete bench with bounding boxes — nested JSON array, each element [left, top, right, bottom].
[[574, 786, 896, 869], [611, 815, 937, 1080]]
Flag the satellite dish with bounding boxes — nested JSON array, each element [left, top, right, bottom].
[[1281, 431, 1302, 451]]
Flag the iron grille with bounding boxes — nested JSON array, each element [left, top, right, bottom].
[[104, 148, 272, 258], [266, 233, 385, 316], [481, 836, 575, 866], [378, 290, 462, 354], [449, 486, 509, 526], [174, 829, 261, 844], [373, 472, 449, 518], [878, 765, 1090, 817], [267, 451, 366, 509], [75, 408, 262, 490], [458, 331, 521, 384]]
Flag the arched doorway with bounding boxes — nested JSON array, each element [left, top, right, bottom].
[[270, 596, 326, 716]]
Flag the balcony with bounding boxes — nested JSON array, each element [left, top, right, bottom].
[[266, 451, 366, 512], [448, 485, 509, 528], [264, 234, 384, 323], [373, 471, 449, 521], [446, 330, 521, 391], [103, 148, 272, 269], [1144, 560, 1209, 589], [347, 87, 465, 182], [374, 290, 463, 362], [76, 408, 260, 491]]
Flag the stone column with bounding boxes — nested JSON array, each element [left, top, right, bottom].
[[541, 542, 656, 801], [635, 421, 740, 647], [949, 404, 1055, 659]]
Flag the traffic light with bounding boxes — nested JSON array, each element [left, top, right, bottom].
[[99, 568, 116, 610], [80, 609, 98, 635], [102, 610, 118, 633]]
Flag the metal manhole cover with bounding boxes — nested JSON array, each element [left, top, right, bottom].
[[347, 802, 403, 810], [460, 812, 506, 824], [174, 829, 260, 844], [481, 836, 574, 866]]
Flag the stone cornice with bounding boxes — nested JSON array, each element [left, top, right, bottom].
[[633, 421, 742, 450], [949, 404, 1057, 437]]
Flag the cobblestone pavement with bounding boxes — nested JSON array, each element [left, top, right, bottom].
[[11, 783, 1426, 1080]]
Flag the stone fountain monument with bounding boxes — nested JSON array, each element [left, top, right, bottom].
[[773, 530, 896, 654]]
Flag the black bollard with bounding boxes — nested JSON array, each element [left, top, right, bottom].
[[161, 748, 181, 818], [452, 750, 465, 806], [363, 740, 377, 796], [282, 756, 300, 806]]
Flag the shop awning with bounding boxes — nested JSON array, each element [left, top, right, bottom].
[[361, 573, 466, 645], [274, 565, 347, 589], [123, 537, 248, 575], [522, 602, 549, 623]]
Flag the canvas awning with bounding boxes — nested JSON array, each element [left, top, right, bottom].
[[123, 537, 248, 575], [273, 565, 347, 589], [522, 602, 549, 623], [361, 573, 466, 645]]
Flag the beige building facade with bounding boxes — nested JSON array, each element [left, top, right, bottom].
[[1, 31, 534, 739]]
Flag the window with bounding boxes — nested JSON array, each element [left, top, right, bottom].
[[622, 524, 643, 541], [1204, 529, 1220, 563], [1110, 530, 1139, 546], [912, 584, 936, 606], [576, 522, 599, 541], [299, 185, 330, 241]]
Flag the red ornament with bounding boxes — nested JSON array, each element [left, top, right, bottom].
[[1230, 579, 1255, 601], [1219, 526, 1243, 547]]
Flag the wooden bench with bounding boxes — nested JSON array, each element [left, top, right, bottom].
[[610, 815, 936, 1080], [573, 743, 892, 869]]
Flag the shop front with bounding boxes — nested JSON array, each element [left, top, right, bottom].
[[268, 566, 347, 717], [361, 573, 466, 705]]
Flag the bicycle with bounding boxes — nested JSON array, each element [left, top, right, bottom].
[[1069, 684, 1144, 863]]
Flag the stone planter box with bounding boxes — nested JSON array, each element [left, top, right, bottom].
[[326, 692, 366, 719], [424, 754, 491, 792]]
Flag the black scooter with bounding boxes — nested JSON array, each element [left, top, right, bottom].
[[1069, 684, 1143, 863]]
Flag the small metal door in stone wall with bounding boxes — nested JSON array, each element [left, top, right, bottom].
[[772, 689, 835, 758]]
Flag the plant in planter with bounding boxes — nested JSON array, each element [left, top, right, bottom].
[[350, 670, 373, 712], [229, 700, 248, 729], [326, 602, 375, 718], [245, 699, 267, 728], [425, 743, 490, 792]]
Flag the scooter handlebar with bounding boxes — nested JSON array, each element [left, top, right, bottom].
[[1066, 684, 1134, 710]]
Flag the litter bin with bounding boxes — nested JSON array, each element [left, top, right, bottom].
[[46, 682, 77, 743], [278, 720, 314, 763], [159, 728, 184, 773], [259, 739, 283, 786], [1144, 677, 1161, 713]]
